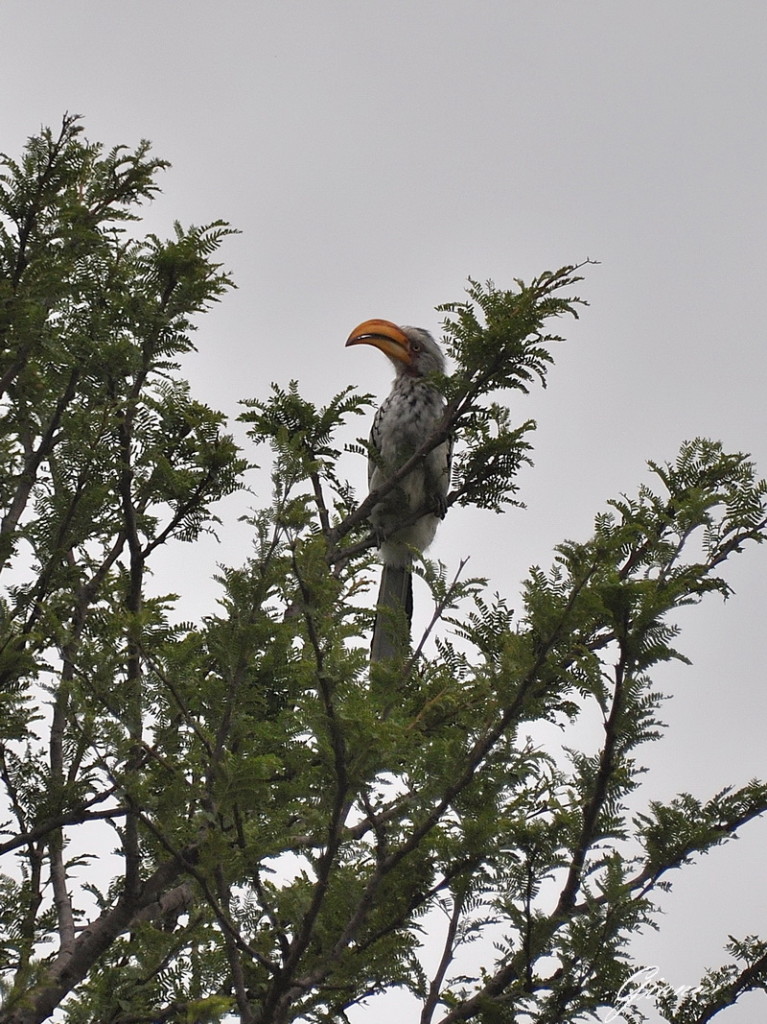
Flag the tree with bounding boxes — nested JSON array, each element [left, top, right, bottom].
[[1, 116, 767, 1024]]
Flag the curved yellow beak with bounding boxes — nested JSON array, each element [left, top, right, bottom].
[[345, 319, 412, 366]]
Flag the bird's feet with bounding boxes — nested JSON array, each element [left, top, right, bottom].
[[432, 492, 448, 519]]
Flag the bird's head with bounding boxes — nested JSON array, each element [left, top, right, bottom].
[[345, 319, 445, 378]]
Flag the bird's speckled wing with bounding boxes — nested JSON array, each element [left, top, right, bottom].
[[368, 375, 449, 566]]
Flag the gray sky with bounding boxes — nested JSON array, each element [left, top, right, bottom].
[[3, 2, 767, 1020]]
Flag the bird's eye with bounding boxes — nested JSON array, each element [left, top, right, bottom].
[[411, 340, 421, 352]]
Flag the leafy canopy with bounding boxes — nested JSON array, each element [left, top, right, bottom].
[[1, 117, 767, 1024]]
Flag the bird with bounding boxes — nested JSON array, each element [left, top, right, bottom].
[[346, 319, 451, 661]]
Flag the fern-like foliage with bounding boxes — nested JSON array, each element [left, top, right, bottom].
[[1, 122, 766, 1024]]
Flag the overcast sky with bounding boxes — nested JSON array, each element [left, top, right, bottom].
[[2, 2, 767, 1020]]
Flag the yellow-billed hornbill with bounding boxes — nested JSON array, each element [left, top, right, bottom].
[[346, 319, 450, 661]]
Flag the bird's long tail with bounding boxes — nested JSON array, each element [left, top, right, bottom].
[[371, 563, 413, 662]]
